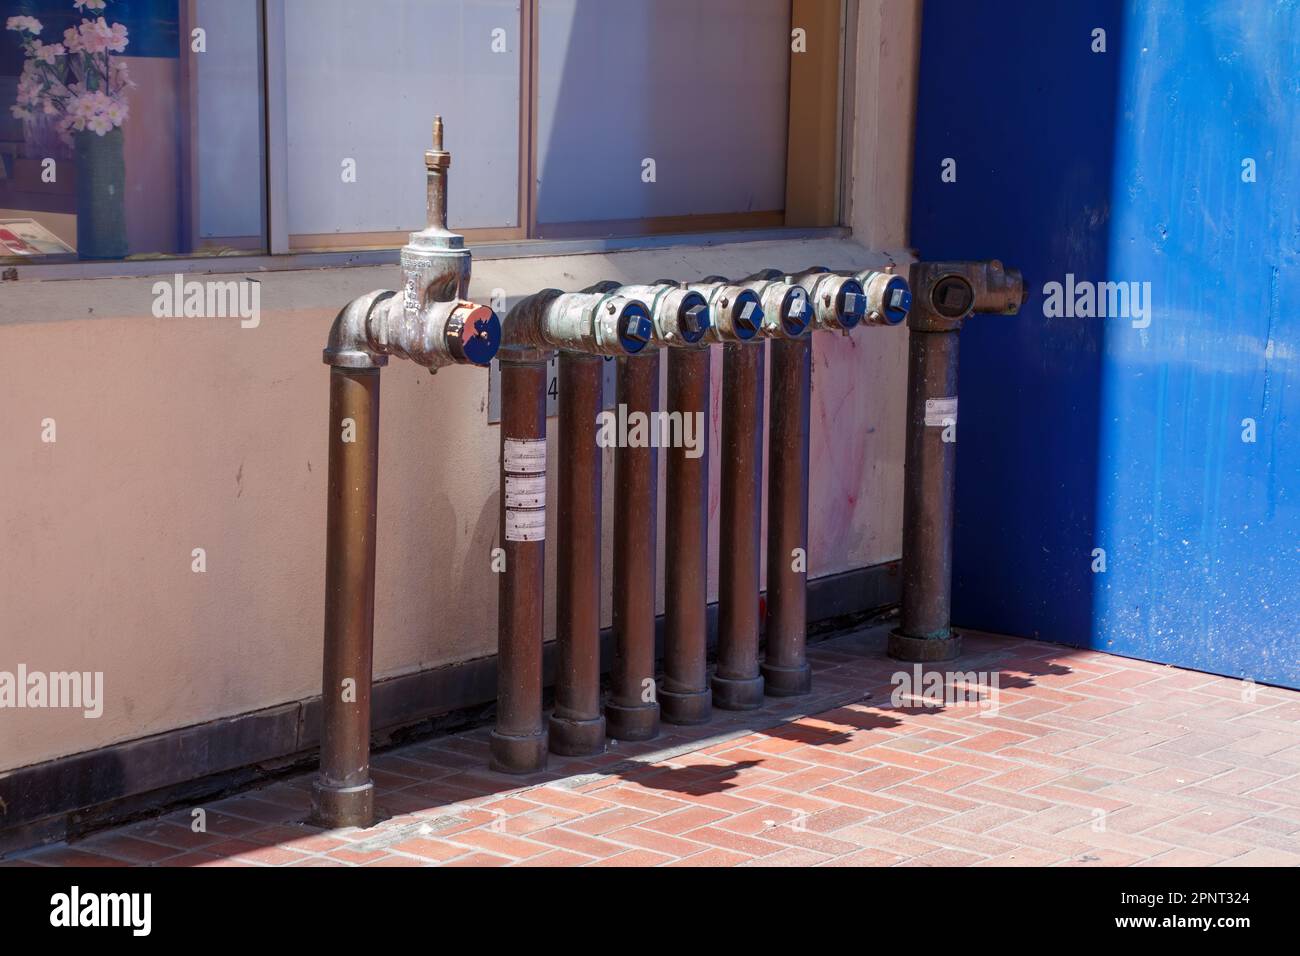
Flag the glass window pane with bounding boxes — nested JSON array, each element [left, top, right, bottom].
[[0, 0, 266, 261], [283, 0, 521, 248], [536, 0, 791, 234]]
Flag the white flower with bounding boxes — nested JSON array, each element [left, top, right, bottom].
[[5, 16, 43, 34], [75, 0, 109, 10]]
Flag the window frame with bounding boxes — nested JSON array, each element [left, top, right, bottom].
[[4, 0, 857, 278]]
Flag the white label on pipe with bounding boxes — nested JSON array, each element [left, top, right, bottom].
[[505, 508, 546, 542], [505, 474, 546, 509], [740, 301, 757, 322], [790, 297, 806, 316], [925, 397, 958, 427], [504, 438, 546, 474]]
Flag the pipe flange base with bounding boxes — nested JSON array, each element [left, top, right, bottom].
[[711, 672, 765, 711], [489, 729, 549, 774], [659, 686, 712, 725], [310, 780, 375, 830], [604, 701, 661, 742], [547, 713, 606, 757], [761, 660, 813, 697], [887, 629, 964, 662]]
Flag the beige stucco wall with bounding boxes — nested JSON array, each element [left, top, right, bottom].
[[0, 0, 919, 773]]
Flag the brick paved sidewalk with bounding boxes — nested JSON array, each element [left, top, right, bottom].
[[9, 624, 1300, 867]]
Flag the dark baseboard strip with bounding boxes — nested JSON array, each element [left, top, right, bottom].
[[0, 561, 898, 854]]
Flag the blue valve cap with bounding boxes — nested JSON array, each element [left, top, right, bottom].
[[618, 301, 655, 354]]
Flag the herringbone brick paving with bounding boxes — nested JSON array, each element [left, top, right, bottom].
[[9, 624, 1300, 867]]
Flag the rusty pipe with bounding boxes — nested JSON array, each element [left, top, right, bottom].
[[547, 280, 657, 756], [549, 350, 607, 755], [660, 343, 712, 724], [606, 349, 662, 741], [312, 364, 381, 828], [312, 120, 499, 827], [621, 281, 717, 725], [714, 334, 767, 710], [762, 336, 812, 696], [891, 260, 1025, 663], [492, 344, 551, 773]]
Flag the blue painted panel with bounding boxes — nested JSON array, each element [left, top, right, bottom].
[[911, 0, 1298, 687]]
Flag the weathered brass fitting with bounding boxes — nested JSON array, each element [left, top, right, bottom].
[[323, 290, 499, 370], [907, 259, 1027, 332], [322, 117, 501, 371], [502, 283, 654, 356], [851, 267, 913, 326], [619, 282, 712, 347], [688, 276, 765, 342], [790, 267, 866, 332], [741, 269, 812, 339]]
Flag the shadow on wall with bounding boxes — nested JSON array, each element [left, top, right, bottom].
[[910, 0, 1125, 658], [911, 0, 1299, 688]]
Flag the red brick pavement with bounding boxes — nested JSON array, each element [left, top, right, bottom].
[[7, 625, 1300, 867]]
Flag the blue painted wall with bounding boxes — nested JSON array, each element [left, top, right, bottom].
[[910, 0, 1298, 687]]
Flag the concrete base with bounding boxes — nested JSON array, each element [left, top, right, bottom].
[[887, 629, 963, 662], [711, 672, 766, 711], [604, 701, 660, 742], [547, 713, 606, 757], [761, 660, 813, 697], [310, 779, 375, 830], [489, 729, 548, 774], [659, 685, 712, 725]]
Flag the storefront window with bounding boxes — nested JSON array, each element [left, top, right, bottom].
[[0, 0, 265, 262]]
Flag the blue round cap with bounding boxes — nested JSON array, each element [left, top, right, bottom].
[[459, 304, 500, 366], [677, 290, 710, 344], [617, 300, 655, 354], [731, 289, 763, 340], [836, 278, 867, 329], [781, 286, 811, 337]]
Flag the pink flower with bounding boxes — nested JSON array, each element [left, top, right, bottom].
[[75, 1, 109, 10], [5, 16, 43, 35], [32, 40, 66, 64]]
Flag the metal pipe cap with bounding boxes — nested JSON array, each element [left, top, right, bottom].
[[727, 288, 764, 340], [775, 285, 812, 337], [447, 302, 501, 366], [614, 299, 656, 354]]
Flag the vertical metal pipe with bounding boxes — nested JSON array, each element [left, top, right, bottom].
[[606, 350, 662, 740], [661, 346, 712, 724], [549, 352, 607, 755], [312, 367, 380, 829], [892, 328, 962, 660], [491, 350, 549, 773], [713, 341, 766, 709], [762, 336, 813, 695]]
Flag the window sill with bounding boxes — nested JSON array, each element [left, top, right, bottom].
[[3, 226, 851, 283]]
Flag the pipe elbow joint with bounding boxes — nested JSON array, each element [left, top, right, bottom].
[[323, 290, 394, 369]]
